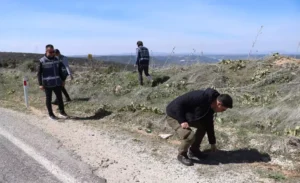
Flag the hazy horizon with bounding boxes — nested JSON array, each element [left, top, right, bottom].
[[1, 51, 299, 57]]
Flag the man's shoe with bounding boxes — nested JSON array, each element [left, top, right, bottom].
[[66, 98, 72, 102], [188, 148, 208, 160], [58, 112, 68, 119], [177, 154, 193, 166], [49, 115, 58, 121]]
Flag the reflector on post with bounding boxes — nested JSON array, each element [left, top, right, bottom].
[[23, 77, 29, 108]]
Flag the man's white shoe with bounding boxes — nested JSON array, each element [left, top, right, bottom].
[[49, 115, 58, 121], [57, 113, 68, 119]]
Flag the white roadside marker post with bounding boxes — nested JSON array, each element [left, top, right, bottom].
[[23, 77, 29, 108]]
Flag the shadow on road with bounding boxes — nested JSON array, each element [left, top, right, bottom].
[[193, 148, 271, 165], [71, 97, 91, 102]]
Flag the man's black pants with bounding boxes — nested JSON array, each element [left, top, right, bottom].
[[53, 81, 71, 102], [45, 86, 65, 116], [138, 65, 151, 85]]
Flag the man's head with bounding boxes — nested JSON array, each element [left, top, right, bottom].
[[211, 94, 233, 112], [54, 49, 61, 56], [45, 44, 55, 57], [137, 41, 143, 47]]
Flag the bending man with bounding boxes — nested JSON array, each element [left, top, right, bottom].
[[166, 88, 233, 166]]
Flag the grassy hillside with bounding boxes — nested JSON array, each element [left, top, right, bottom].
[[0, 51, 133, 71], [1, 52, 300, 177]]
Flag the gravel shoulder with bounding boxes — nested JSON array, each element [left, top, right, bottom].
[[0, 107, 284, 183], [0, 107, 106, 183]]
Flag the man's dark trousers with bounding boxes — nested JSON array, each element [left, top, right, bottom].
[[45, 86, 65, 116], [53, 79, 71, 103], [138, 64, 150, 85]]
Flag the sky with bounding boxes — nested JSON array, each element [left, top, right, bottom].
[[0, 0, 299, 55]]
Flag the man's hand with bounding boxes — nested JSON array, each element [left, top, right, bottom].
[[39, 86, 44, 90], [181, 122, 189, 129], [210, 144, 217, 152], [70, 75, 74, 80], [62, 82, 65, 87]]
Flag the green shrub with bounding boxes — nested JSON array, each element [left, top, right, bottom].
[[105, 65, 121, 74], [20, 60, 37, 72], [268, 172, 286, 181]]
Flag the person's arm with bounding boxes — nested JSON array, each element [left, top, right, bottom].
[[59, 62, 66, 82], [37, 62, 43, 86], [148, 52, 151, 66], [135, 48, 140, 65], [205, 120, 216, 145], [63, 57, 72, 76]]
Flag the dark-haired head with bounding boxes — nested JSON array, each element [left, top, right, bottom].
[[54, 49, 61, 56], [212, 94, 233, 112], [218, 94, 233, 108], [46, 44, 54, 49], [137, 41, 143, 46], [45, 44, 54, 57]]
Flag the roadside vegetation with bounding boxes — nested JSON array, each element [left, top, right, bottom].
[[1, 52, 300, 182]]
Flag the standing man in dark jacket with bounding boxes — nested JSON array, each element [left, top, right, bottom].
[[166, 88, 233, 166], [135, 41, 153, 85], [37, 44, 68, 120], [52, 49, 72, 105]]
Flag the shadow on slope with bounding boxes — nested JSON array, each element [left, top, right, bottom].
[[70, 108, 112, 121], [151, 76, 170, 87]]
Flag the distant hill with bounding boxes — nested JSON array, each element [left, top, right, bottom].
[[71, 53, 300, 66], [206, 54, 300, 60], [0, 51, 132, 71], [90, 54, 220, 67], [2, 51, 299, 69]]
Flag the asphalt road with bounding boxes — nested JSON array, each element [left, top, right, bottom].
[[0, 107, 106, 183], [0, 136, 62, 183]]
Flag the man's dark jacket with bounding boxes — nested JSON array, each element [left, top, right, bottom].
[[166, 88, 220, 144], [37, 55, 66, 87], [136, 46, 150, 66]]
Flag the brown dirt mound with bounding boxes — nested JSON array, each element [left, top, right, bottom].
[[274, 56, 300, 66]]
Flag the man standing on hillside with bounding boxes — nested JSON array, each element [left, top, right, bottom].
[[37, 44, 68, 120], [52, 49, 72, 105], [135, 41, 153, 86], [166, 88, 233, 166]]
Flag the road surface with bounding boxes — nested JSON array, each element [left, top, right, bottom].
[[0, 107, 106, 183]]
